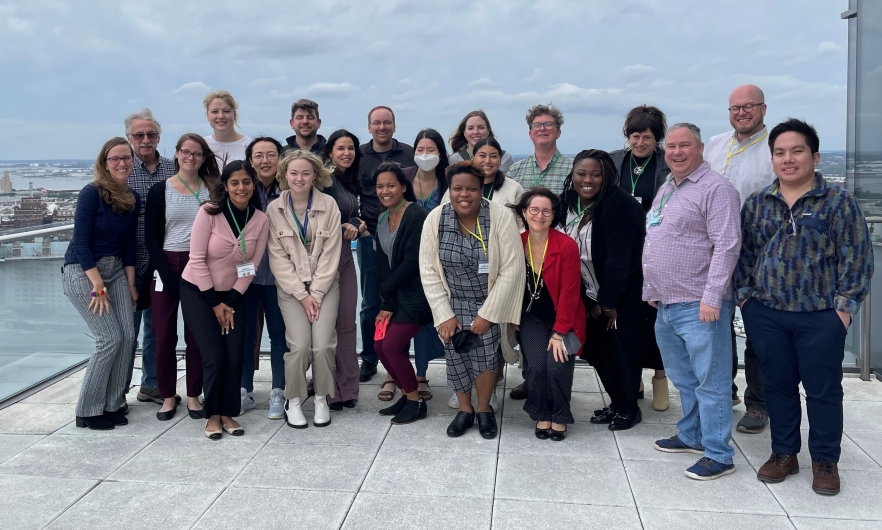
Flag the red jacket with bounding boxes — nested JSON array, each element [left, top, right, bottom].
[[521, 229, 587, 356]]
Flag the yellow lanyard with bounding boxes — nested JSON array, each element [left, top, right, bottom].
[[458, 217, 487, 257], [526, 236, 549, 294], [722, 130, 768, 174]]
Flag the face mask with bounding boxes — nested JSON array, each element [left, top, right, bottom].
[[414, 153, 440, 172]]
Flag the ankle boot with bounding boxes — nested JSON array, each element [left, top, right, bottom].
[[652, 376, 670, 411], [391, 399, 426, 425], [379, 395, 409, 416], [284, 398, 308, 429], [75, 415, 114, 430], [314, 396, 331, 427]]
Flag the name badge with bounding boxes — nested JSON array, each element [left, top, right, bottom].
[[478, 260, 490, 274], [647, 209, 663, 227], [153, 270, 163, 292], [237, 262, 256, 278]]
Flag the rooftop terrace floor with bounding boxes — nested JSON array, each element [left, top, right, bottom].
[[1, 361, 882, 529]]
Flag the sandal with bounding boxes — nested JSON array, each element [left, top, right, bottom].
[[417, 378, 433, 401], [378, 379, 396, 401]]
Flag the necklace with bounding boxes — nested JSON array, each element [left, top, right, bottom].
[[629, 151, 653, 195]]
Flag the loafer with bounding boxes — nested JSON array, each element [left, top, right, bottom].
[[156, 404, 177, 421], [608, 409, 642, 431], [329, 402, 344, 411], [359, 360, 377, 382], [736, 408, 769, 434], [379, 395, 409, 417], [341, 399, 358, 409], [654, 434, 703, 454], [812, 461, 840, 496], [103, 409, 128, 426], [685, 457, 735, 481], [476, 411, 498, 439], [447, 411, 475, 437], [549, 426, 567, 442], [509, 381, 528, 400], [75, 415, 114, 430], [757, 453, 799, 483], [590, 407, 616, 424]]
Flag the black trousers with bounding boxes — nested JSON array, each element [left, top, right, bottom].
[[521, 312, 576, 424], [731, 314, 767, 411], [741, 300, 846, 462], [586, 306, 642, 417], [180, 286, 246, 418]]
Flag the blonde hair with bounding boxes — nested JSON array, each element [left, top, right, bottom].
[[276, 150, 332, 190], [92, 137, 136, 214], [203, 90, 240, 127]]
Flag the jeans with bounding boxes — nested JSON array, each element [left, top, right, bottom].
[[129, 274, 157, 390], [655, 300, 735, 465], [414, 324, 446, 378], [241, 283, 287, 391], [741, 300, 846, 462], [356, 235, 382, 364]]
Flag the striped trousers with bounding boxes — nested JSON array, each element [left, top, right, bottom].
[[62, 257, 136, 417]]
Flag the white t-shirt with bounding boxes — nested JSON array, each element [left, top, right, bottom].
[[704, 127, 774, 207], [204, 134, 252, 170]]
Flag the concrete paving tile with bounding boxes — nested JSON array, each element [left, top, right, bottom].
[[635, 391, 684, 425], [164, 409, 283, 443], [383, 414, 499, 454], [0, 402, 74, 434], [495, 453, 633, 507], [502, 391, 607, 422], [0, 434, 151, 480], [21, 378, 82, 404], [844, 401, 882, 433], [493, 499, 640, 530], [269, 407, 389, 446], [841, 376, 882, 402], [362, 446, 497, 499], [54, 403, 186, 438], [499, 417, 620, 459], [193, 487, 353, 530], [0, 434, 45, 464], [0, 474, 96, 530], [791, 518, 882, 529], [46, 481, 223, 530], [613, 422, 742, 463], [735, 428, 880, 472], [109, 437, 263, 485], [639, 508, 796, 530], [343, 492, 492, 530], [502, 364, 600, 393], [846, 431, 882, 467], [766, 467, 882, 520], [234, 443, 371, 492]]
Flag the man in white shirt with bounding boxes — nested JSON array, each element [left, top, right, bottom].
[[704, 84, 774, 435]]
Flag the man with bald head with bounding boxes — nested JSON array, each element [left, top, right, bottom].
[[705, 84, 774, 435]]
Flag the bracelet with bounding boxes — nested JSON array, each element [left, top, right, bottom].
[[550, 336, 562, 342], [90, 288, 107, 298]]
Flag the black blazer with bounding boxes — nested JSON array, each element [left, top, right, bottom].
[[375, 203, 432, 326], [609, 148, 670, 199], [144, 180, 180, 296]]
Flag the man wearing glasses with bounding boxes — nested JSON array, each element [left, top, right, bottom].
[[356, 106, 415, 382], [735, 119, 873, 495], [507, 104, 573, 196], [285, 99, 326, 154], [704, 84, 774, 434], [124, 108, 177, 406]]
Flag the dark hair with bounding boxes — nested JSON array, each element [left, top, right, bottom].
[[768, 118, 820, 155], [291, 98, 320, 119], [508, 188, 563, 229], [373, 162, 417, 203], [623, 105, 667, 143], [204, 160, 262, 215], [446, 161, 485, 190], [561, 149, 619, 224], [245, 136, 284, 196], [323, 129, 363, 196], [413, 128, 450, 194], [472, 137, 506, 191], [174, 133, 221, 192], [449, 110, 496, 154]]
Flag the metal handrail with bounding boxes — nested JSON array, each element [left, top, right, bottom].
[[0, 222, 74, 243]]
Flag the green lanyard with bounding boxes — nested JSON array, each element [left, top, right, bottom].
[[176, 174, 202, 203], [378, 199, 407, 226], [629, 152, 653, 194], [531, 152, 561, 187], [483, 185, 494, 201], [226, 199, 251, 259], [656, 177, 679, 211], [566, 197, 594, 228]]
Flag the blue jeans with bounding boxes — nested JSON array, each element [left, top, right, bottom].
[[241, 283, 287, 391], [414, 324, 446, 378], [356, 235, 381, 364], [655, 300, 735, 465], [129, 274, 157, 389]]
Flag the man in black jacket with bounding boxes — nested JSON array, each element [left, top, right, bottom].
[[356, 106, 415, 382], [285, 99, 327, 155]]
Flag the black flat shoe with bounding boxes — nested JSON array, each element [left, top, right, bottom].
[[609, 409, 642, 431], [550, 427, 567, 441], [447, 411, 475, 437], [379, 395, 408, 417], [104, 409, 128, 425], [359, 360, 377, 382], [535, 422, 551, 440], [391, 399, 427, 425], [341, 399, 358, 409], [156, 404, 177, 421], [509, 381, 528, 400], [187, 407, 205, 419], [329, 402, 344, 411], [75, 415, 114, 430], [590, 407, 616, 424], [477, 411, 498, 439]]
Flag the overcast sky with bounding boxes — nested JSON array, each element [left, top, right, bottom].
[[0, 0, 850, 160]]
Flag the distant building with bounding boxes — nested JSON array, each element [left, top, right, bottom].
[[13, 197, 45, 229], [0, 172, 11, 193]]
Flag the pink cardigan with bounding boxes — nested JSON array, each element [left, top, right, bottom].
[[181, 205, 269, 295]]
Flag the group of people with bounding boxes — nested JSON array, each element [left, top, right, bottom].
[[60, 84, 873, 497]]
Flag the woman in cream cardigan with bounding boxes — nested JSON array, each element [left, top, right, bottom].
[[266, 150, 342, 429], [419, 161, 525, 440]]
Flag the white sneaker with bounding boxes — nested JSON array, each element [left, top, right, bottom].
[[313, 396, 331, 427], [448, 392, 459, 409], [284, 398, 307, 429], [268, 388, 285, 420], [497, 374, 505, 388], [490, 392, 498, 412], [240, 388, 255, 415]]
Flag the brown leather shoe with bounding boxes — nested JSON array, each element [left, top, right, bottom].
[[811, 461, 840, 496], [757, 453, 799, 483]]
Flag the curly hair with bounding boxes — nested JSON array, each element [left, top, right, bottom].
[[446, 160, 486, 190], [526, 104, 564, 129], [92, 137, 136, 214], [560, 149, 618, 223]]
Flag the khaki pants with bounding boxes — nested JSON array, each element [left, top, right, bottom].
[[277, 277, 340, 402]]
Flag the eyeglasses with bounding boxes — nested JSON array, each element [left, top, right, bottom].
[[370, 120, 394, 127], [530, 121, 557, 131], [251, 153, 279, 162], [728, 102, 764, 114], [179, 149, 204, 160], [129, 132, 159, 141], [526, 206, 554, 217], [783, 208, 797, 236], [106, 155, 134, 165]]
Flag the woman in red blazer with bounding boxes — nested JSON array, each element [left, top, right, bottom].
[[510, 188, 586, 441]]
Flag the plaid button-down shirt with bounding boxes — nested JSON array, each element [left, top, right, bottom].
[[506, 150, 573, 195], [129, 152, 175, 277], [642, 162, 741, 308]]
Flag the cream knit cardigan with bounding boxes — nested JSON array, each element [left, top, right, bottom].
[[419, 200, 526, 328]]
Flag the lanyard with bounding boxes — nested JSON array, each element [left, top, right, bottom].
[[288, 189, 313, 247], [722, 130, 769, 174], [657, 177, 679, 211], [226, 199, 251, 259], [629, 151, 653, 194], [176, 174, 202, 203], [378, 199, 407, 226], [416, 176, 434, 209], [530, 152, 561, 187], [566, 197, 594, 228], [526, 236, 549, 294], [465, 148, 472, 161], [483, 184, 494, 201], [458, 216, 487, 257]]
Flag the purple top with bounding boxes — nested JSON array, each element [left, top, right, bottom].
[[642, 161, 741, 308]]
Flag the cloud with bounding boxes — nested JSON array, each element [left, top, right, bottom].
[[172, 81, 210, 94], [393, 82, 440, 102], [247, 77, 288, 88], [470, 77, 493, 87], [788, 40, 846, 64], [269, 82, 358, 100], [621, 64, 657, 75], [525, 68, 545, 82]]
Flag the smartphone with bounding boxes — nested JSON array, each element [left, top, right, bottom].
[[374, 318, 389, 341]]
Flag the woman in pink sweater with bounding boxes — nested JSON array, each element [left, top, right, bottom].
[[180, 160, 269, 439]]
